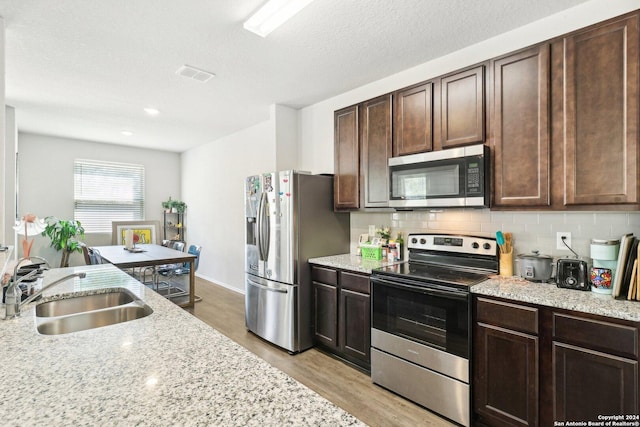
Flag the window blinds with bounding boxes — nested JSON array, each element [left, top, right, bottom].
[[74, 159, 145, 232]]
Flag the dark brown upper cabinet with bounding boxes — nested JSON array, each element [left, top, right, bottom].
[[558, 13, 639, 206], [360, 95, 392, 208], [440, 65, 485, 148], [393, 81, 436, 156], [334, 105, 360, 210], [492, 44, 551, 208]]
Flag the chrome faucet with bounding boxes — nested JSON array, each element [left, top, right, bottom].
[[4, 272, 87, 320]]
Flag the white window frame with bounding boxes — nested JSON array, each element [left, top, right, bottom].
[[74, 159, 145, 233]]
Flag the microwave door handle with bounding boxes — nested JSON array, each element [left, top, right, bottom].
[[372, 277, 468, 301]]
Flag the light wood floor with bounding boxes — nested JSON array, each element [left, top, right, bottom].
[[185, 277, 454, 427]]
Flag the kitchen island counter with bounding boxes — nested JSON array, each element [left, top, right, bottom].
[[472, 276, 640, 322], [0, 264, 363, 426]]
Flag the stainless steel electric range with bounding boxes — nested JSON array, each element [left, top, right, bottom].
[[370, 233, 498, 427]]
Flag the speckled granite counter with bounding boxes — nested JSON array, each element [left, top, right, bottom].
[[472, 276, 640, 323], [308, 253, 400, 274], [309, 254, 640, 323], [0, 264, 364, 426]]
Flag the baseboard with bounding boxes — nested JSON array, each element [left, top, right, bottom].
[[195, 273, 244, 295]]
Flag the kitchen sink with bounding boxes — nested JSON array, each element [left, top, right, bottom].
[[36, 290, 135, 317], [35, 289, 153, 335]]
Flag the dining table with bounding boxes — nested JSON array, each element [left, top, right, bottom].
[[92, 243, 197, 307]]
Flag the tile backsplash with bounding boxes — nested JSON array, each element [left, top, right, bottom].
[[350, 210, 640, 260]]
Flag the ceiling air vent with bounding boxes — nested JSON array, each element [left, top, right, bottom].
[[176, 65, 215, 83]]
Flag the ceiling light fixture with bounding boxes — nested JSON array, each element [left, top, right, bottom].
[[244, 0, 316, 37], [144, 108, 160, 116], [121, 130, 134, 136]]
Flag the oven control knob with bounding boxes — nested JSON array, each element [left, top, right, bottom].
[[471, 242, 479, 249], [411, 238, 418, 244], [419, 238, 426, 244], [483, 243, 491, 250]]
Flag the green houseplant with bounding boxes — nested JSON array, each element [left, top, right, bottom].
[[174, 201, 187, 213], [41, 216, 85, 267]]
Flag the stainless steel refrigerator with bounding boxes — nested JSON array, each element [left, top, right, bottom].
[[245, 171, 350, 353]]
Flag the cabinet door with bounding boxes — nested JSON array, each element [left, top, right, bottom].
[[441, 66, 485, 148], [561, 14, 639, 205], [334, 105, 360, 210], [394, 82, 434, 156], [360, 95, 392, 208], [474, 323, 539, 426], [339, 289, 370, 365], [553, 342, 638, 420], [313, 281, 338, 349], [492, 45, 550, 207]]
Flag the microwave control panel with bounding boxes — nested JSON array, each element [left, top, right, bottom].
[[465, 155, 484, 196]]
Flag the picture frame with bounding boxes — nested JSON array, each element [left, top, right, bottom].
[[111, 220, 160, 245]]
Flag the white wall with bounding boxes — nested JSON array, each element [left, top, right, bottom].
[[0, 18, 5, 244], [18, 132, 181, 266], [181, 118, 276, 292], [4, 106, 17, 248]]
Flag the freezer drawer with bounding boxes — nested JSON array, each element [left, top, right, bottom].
[[245, 274, 298, 352]]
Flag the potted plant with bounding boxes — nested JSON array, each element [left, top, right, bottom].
[[41, 216, 85, 267], [162, 197, 173, 213], [174, 201, 187, 213]]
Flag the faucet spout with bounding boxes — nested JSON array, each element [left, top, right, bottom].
[[4, 272, 87, 320]]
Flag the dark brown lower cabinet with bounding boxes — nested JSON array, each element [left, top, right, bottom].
[[313, 281, 338, 349], [311, 265, 370, 370], [473, 295, 640, 426], [553, 342, 637, 420], [475, 323, 538, 426]]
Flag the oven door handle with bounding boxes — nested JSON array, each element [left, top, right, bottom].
[[371, 277, 469, 301]]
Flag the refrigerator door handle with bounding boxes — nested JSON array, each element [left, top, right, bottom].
[[260, 192, 270, 261], [247, 277, 289, 294], [257, 192, 267, 261]]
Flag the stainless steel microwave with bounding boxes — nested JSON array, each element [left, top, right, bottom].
[[388, 143, 489, 208]]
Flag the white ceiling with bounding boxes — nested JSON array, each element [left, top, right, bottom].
[[0, 0, 589, 153]]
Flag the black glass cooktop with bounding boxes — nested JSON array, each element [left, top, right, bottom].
[[374, 261, 490, 288]]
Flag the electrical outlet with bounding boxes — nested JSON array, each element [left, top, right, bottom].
[[556, 232, 572, 250]]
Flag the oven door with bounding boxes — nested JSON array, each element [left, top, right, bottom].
[[371, 275, 469, 359]]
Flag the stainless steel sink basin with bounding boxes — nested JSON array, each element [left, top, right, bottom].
[[36, 291, 135, 317], [36, 305, 153, 335], [34, 289, 153, 335]]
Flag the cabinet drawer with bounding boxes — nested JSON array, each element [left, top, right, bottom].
[[476, 297, 538, 335], [340, 271, 370, 294], [311, 266, 338, 286], [553, 313, 638, 359]]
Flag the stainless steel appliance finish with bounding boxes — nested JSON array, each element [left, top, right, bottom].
[[245, 171, 350, 353], [371, 233, 498, 426], [388, 144, 489, 209], [516, 250, 554, 282]]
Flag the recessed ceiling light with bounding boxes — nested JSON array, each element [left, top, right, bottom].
[[121, 130, 134, 136], [144, 108, 160, 116], [244, 0, 316, 37]]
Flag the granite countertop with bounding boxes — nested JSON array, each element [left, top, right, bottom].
[[309, 253, 640, 323], [472, 276, 640, 323], [308, 253, 401, 274], [0, 264, 363, 426]]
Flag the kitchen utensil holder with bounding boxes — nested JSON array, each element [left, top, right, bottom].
[[499, 250, 513, 277]]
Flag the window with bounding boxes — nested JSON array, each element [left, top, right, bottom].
[[74, 159, 145, 233]]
